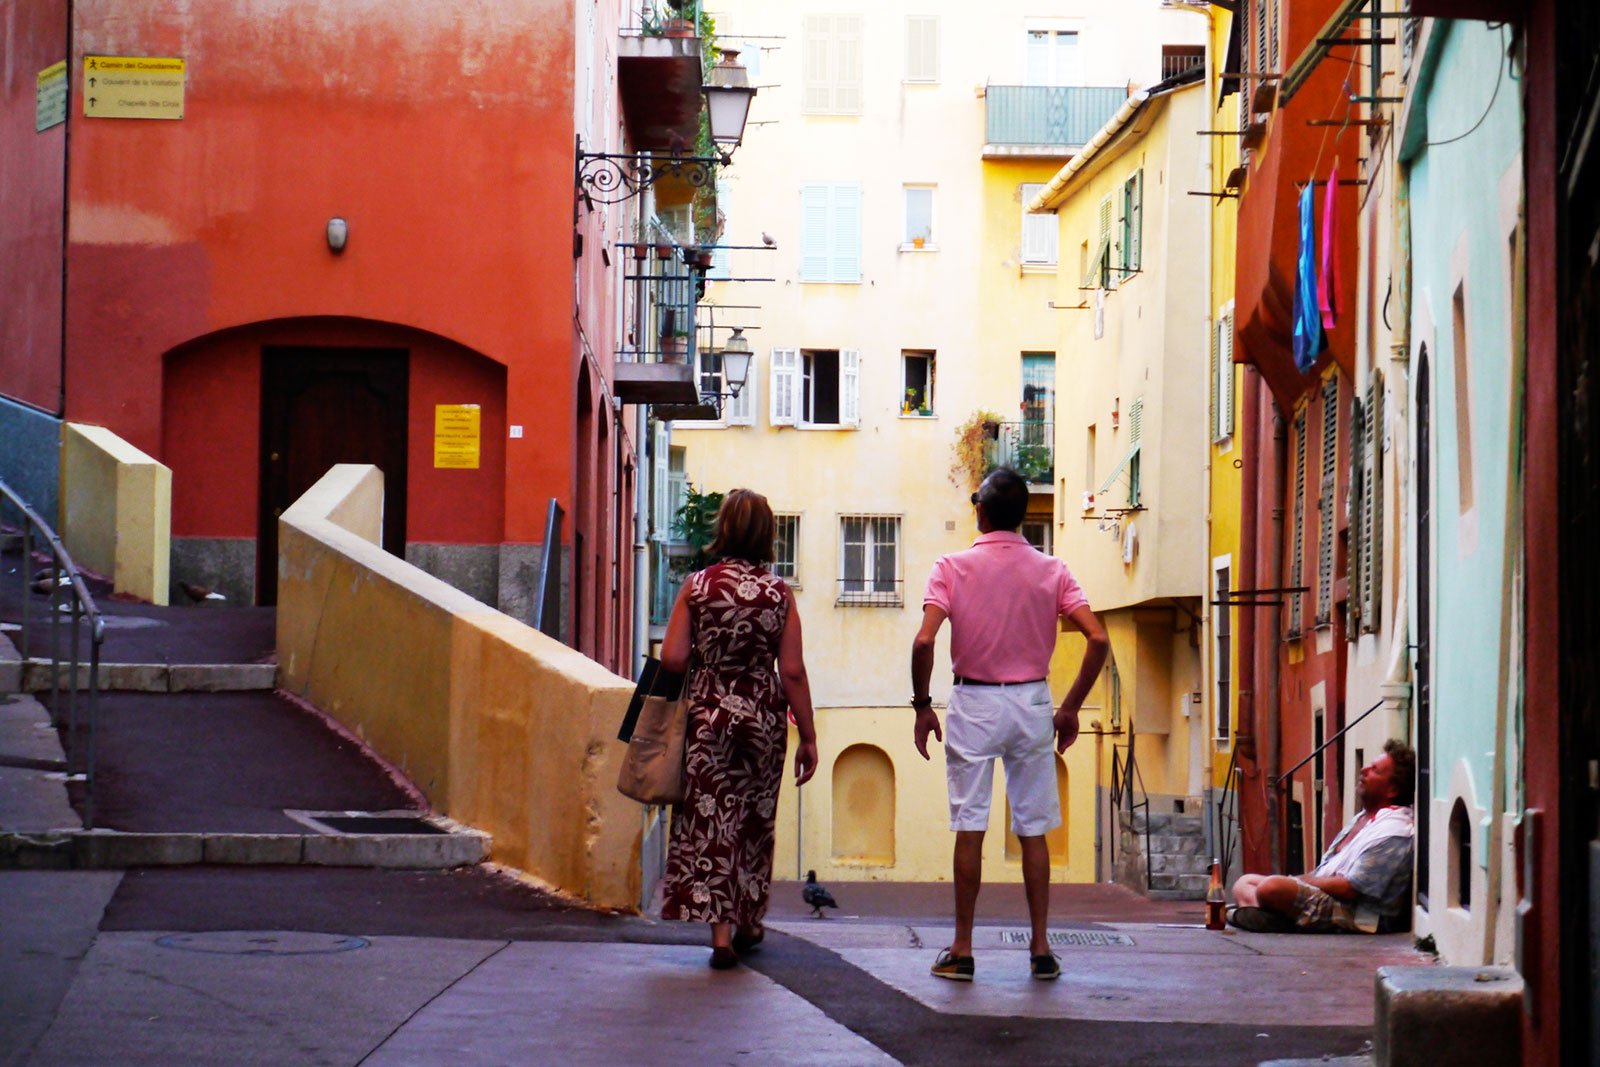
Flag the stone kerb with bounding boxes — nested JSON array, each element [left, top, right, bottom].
[[60, 423, 172, 605], [277, 464, 640, 910]]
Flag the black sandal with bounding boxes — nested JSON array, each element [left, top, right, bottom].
[[709, 946, 739, 970], [732, 926, 765, 954]]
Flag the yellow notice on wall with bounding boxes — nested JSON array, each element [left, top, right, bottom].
[[36, 61, 67, 131], [434, 404, 481, 469], [83, 56, 185, 120]]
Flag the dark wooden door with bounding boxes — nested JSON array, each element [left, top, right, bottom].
[[259, 347, 409, 603]]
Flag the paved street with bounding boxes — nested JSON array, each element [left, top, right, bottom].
[[3, 867, 1425, 1066]]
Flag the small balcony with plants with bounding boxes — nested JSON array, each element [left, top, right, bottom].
[[983, 85, 1129, 158], [987, 421, 1054, 489], [614, 218, 716, 407], [618, 0, 711, 152]]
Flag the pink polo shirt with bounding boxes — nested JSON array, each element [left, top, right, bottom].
[[923, 531, 1089, 682]]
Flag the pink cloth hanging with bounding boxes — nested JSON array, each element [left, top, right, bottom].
[[1318, 160, 1342, 331]]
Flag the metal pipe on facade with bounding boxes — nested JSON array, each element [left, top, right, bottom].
[[1266, 403, 1286, 874]]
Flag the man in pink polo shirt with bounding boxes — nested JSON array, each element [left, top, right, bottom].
[[910, 467, 1109, 981]]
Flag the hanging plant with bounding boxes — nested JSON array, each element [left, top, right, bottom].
[[949, 410, 1004, 491]]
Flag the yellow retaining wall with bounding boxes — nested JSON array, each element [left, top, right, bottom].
[[60, 423, 171, 605], [277, 464, 641, 909]]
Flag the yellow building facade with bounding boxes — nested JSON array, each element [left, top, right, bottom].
[[672, 0, 1204, 884], [1032, 74, 1217, 892]]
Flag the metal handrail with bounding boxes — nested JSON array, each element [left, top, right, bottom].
[[1274, 698, 1385, 788], [0, 477, 105, 828], [1215, 744, 1242, 878], [533, 498, 564, 640], [1110, 734, 1153, 889]]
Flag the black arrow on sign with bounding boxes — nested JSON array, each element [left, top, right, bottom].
[[89, 77, 96, 87], [89, 96, 97, 107]]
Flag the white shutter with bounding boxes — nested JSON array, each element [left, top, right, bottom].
[[1128, 170, 1143, 273], [799, 184, 830, 282], [1220, 308, 1236, 437], [727, 361, 756, 425], [652, 421, 670, 539], [802, 16, 832, 113], [832, 183, 862, 282], [1021, 183, 1055, 266], [770, 348, 799, 425], [1210, 317, 1221, 443], [906, 16, 938, 82], [841, 349, 861, 427], [834, 16, 863, 113]]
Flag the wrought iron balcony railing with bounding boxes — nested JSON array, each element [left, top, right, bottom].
[[623, 0, 702, 37], [985, 421, 1054, 486], [985, 86, 1128, 152]]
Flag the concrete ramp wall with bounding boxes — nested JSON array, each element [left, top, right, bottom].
[[60, 423, 171, 605], [277, 464, 641, 909]]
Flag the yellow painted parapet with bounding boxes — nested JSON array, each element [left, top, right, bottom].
[[60, 423, 171, 605], [277, 464, 641, 910]]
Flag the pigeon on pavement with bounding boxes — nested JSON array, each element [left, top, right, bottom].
[[802, 869, 838, 918], [179, 581, 228, 604]]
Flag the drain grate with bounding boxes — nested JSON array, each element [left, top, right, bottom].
[[157, 932, 370, 956], [998, 930, 1136, 947]]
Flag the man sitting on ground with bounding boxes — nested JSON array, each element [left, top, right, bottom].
[[1230, 739, 1416, 934]]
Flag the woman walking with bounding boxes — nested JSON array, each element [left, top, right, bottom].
[[659, 489, 819, 969]]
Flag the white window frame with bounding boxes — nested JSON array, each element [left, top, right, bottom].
[[803, 14, 863, 115], [1024, 27, 1082, 87], [772, 513, 801, 585], [900, 351, 935, 416], [837, 514, 902, 605], [774, 348, 860, 429], [905, 15, 939, 83], [1021, 519, 1053, 554], [1021, 183, 1058, 268], [902, 184, 935, 250], [800, 182, 863, 284]]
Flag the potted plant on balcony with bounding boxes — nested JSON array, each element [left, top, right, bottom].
[[661, 330, 690, 363], [949, 409, 1004, 490]]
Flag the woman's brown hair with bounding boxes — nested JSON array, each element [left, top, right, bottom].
[[709, 488, 775, 564]]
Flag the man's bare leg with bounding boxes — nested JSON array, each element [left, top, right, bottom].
[[1018, 834, 1051, 955], [950, 830, 985, 957]]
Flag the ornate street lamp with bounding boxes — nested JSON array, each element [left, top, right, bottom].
[[576, 52, 757, 209], [720, 328, 753, 398]]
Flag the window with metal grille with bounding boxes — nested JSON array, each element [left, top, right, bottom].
[[1315, 375, 1339, 627], [838, 515, 902, 606], [773, 514, 800, 584], [1288, 411, 1307, 637]]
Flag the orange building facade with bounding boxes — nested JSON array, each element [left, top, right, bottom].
[[1, 0, 649, 673]]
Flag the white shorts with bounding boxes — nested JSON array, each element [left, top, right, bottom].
[[944, 680, 1061, 837]]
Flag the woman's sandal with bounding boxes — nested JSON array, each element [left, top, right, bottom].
[[709, 945, 739, 970], [732, 926, 765, 955]]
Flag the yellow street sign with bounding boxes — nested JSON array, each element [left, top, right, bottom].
[[434, 405, 482, 470], [36, 61, 67, 131], [83, 56, 185, 120]]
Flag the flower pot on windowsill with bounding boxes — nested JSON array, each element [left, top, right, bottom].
[[912, 237, 925, 250]]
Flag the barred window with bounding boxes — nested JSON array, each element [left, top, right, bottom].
[[773, 514, 800, 584], [838, 515, 902, 606]]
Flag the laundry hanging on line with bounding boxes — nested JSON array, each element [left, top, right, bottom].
[[1319, 160, 1342, 332], [1293, 181, 1326, 372]]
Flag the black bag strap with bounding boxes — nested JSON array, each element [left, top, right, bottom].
[[618, 656, 687, 742]]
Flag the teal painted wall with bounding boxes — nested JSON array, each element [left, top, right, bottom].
[[1406, 20, 1523, 835]]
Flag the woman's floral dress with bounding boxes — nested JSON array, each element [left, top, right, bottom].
[[660, 558, 790, 926]]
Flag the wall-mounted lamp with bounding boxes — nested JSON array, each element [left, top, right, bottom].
[[327, 217, 349, 254], [720, 328, 753, 398], [575, 52, 756, 210]]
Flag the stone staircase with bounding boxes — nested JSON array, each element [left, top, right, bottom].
[[1115, 808, 1211, 899]]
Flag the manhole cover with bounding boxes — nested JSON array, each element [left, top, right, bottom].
[[156, 932, 370, 956], [998, 930, 1136, 947]]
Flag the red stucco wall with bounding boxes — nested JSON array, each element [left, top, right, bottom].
[[0, 1, 69, 412], [62, 0, 575, 543]]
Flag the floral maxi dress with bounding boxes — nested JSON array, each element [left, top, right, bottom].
[[660, 559, 790, 926]]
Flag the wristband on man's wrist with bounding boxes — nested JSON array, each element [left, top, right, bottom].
[[911, 696, 933, 709]]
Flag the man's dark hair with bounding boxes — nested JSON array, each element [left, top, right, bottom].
[[1383, 738, 1417, 806], [977, 468, 1029, 531]]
